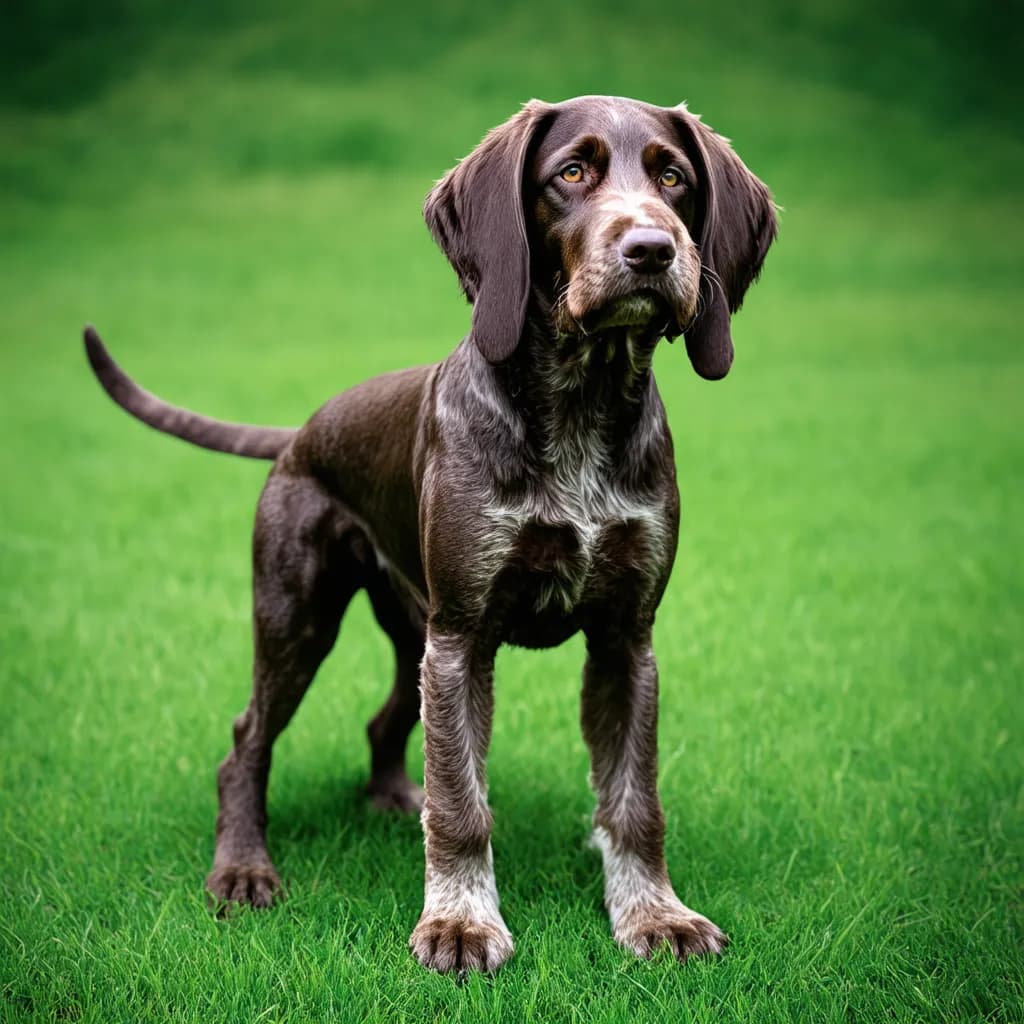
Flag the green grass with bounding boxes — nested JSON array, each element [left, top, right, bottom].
[[2, 2, 1022, 1021]]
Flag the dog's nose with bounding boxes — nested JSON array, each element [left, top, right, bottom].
[[620, 228, 676, 274]]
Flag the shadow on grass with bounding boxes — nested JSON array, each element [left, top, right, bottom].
[[254, 763, 752, 930]]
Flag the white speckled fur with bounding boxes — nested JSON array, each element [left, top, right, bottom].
[[418, 842, 510, 939], [598, 190, 663, 227], [592, 825, 727, 957]]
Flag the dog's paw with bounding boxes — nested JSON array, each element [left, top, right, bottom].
[[367, 774, 425, 814], [614, 905, 728, 961], [409, 914, 514, 973], [205, 863, 281, 912]]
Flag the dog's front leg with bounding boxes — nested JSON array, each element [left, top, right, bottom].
[[409, 630, 513, 973], [582, 625, 728, 961]]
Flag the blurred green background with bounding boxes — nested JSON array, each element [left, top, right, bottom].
[[2, 2, 1022, 1022]]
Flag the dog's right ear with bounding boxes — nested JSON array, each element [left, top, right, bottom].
[[424, 101, 556, 363]]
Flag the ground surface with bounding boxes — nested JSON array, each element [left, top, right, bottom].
[[2, 2, 1022, 1021]]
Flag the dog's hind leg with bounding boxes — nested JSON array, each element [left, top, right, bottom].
[[206, 469, 366, 909], [364, 568, 426, 813]]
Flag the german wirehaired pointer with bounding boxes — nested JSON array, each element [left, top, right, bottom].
[[84, 95, 776, 973]]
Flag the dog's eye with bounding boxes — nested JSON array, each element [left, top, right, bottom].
[[659, 167, 684, 188], [560, 164, 584, 184]]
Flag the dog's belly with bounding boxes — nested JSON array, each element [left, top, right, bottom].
[[504, 606, 584, 649], [495, 516, 665, 649]]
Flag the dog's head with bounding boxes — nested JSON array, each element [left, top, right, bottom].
[[424, 96, 776, 380]]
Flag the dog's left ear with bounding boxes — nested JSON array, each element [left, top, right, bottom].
[[670, 106, 777, 380], [424, 101, 556, 363]]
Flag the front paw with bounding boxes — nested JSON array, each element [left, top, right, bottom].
[[615, 904, 728, 961], [410, 913, 514, 973]]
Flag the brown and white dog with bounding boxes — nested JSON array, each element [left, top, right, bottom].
[[84, 95, 776, 974]]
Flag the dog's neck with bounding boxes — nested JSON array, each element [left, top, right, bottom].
[[488, 299, 667, 478]]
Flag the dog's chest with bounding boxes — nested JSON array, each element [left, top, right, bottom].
[[486, 446, 668, 643]]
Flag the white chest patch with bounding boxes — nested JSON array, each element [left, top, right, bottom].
[[484, 427, 667, 614]]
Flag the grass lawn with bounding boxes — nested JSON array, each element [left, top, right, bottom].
[[2, 3, 1022, 1021]]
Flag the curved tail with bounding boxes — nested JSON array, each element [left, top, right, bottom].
[[83, 326, 297, 460]]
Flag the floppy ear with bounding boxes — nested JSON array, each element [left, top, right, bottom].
[[424, 101, 556, 363], [671, 106, 777, 380]]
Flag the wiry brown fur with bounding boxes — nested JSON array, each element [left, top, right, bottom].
[[84, 95, 776, 974]]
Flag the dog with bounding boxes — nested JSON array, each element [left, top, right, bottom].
[[84, 95, 776, 974]]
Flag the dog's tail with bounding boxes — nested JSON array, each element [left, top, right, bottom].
[[83, 326, 297, 460]]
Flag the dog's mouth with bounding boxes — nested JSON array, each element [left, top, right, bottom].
[[579, 291, 673, 334]]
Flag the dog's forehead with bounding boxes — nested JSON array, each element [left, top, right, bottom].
[[538, 96, 675, 157]]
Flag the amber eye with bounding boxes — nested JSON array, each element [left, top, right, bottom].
[[660, 167, 683, 188], [560, 163, 584, 184]]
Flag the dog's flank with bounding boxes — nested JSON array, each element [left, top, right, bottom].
[[84, 95, 775, 975], [84, 326, 295, 459]]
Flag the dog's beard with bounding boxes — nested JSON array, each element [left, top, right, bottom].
[[556, 268, 697, 340], [581, 293, 667, 332]]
